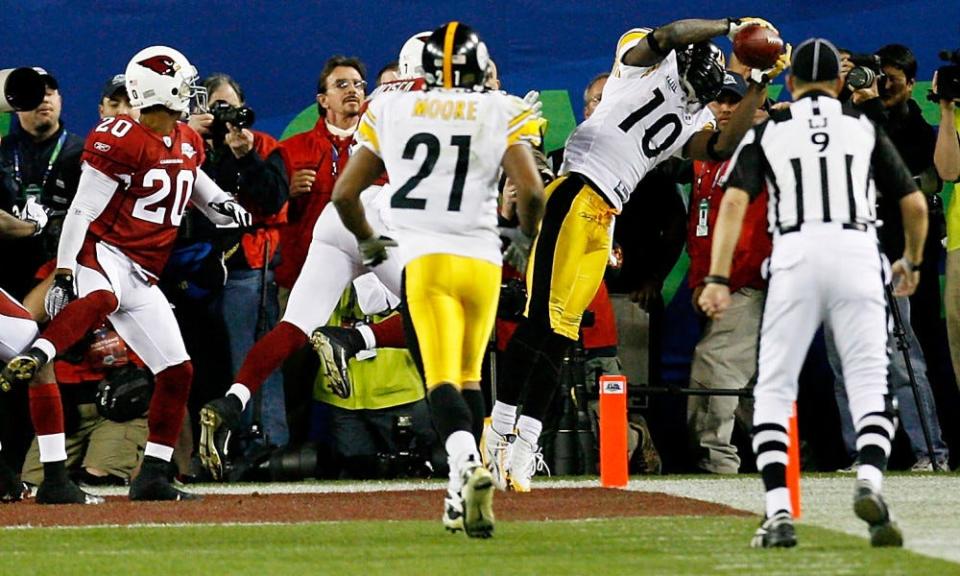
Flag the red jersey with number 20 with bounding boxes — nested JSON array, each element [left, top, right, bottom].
[[81, 115, 206, 277]]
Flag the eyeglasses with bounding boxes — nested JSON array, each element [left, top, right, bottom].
[[329, 79, 367, 91]]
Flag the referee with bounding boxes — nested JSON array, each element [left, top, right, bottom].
[[699, 38, 928, 549]]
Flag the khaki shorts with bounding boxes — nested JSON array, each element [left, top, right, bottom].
[[21, 403, 147, 485]]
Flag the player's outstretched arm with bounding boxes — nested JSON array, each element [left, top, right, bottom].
[[332, 147, 385, 242], [623, 17, 777, 68], [501, 144, 545, 238], [698, 187, 750, 319], [193, 170, 252, 227], [0, 209, 43, 239]]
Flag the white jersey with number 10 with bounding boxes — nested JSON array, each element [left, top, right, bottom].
[[356, 89, 540, 266], [562, 29, 715, 211]]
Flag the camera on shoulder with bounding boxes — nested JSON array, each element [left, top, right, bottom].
[[846, 53, 884, 91], [929, 49, 960, 103]]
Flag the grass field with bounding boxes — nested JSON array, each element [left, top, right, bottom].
[[1, 474, 957, 575]]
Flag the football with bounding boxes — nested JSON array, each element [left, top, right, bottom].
[[733, 24, 784, 70]]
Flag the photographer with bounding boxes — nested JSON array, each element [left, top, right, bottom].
[[932, 57, 960, 394], [831, 44, 950, 470], [186, 74, 290, 451], [0, 69, 82, 300]]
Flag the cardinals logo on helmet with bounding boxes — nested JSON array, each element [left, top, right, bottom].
[[137, 55, 178, 77]]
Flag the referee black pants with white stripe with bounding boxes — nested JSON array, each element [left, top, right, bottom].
[[752, 225, 896, 518]]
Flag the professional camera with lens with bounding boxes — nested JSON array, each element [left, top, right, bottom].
[[0, 67, 45, 113], [208, 100, 256, 139], [846, 53, 884, 91], [929, 48, 960, 103]]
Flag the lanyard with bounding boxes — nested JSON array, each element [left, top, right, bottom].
[[13, 131, 68, 195]]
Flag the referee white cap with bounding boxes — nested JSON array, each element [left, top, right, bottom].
[[791, 38, 841, 82]]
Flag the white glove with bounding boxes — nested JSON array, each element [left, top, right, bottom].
[[45, 272, 76, 319], [500, 227, 536, 273], [748, 44, 792, 85], [726, 17, 779, 41], [14, 197, 49, 236], [523, 90, 543, 119], [209, 199, 252, 227]]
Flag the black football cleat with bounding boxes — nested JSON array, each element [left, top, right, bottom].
[[750, 511, 797, 548], [198, 395, 242, 481], [36, 479, 104, 505], [853, 480, 903, 547], [310, 327, 363, 399], [1, 348, 48, 387], [129, 457, 199, 501], [0, 460, 25, 503]]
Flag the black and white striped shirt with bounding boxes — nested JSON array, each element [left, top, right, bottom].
[[723, 91, 916, 234]]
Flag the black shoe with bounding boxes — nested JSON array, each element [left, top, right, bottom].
[[129, 458, 198, 501], [750, 511, 797, 548], [0, 461, 25, 503], [36, 479, 105, 505], [310, 327, 363, 399], [853, 480, 903, 547], [199, 395, 242, 481], [1, 348, 48, 387]]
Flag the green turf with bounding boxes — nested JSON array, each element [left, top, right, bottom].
[[1, 517, 954, 576]]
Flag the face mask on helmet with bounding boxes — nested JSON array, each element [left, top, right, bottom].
[[125, 45, 204, 114], [421, 22, 490, 90], [398, 31, 432, 79], [677, 42, 726, 110]]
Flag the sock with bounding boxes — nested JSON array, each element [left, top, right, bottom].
[[516, 415, 543, 445], [235, 321, 308, 395], [490, 401, 517, 437], [42, 460, 68, 484], [29, 383, 65, 448], [498, 320, 551, 406], [227, 383, 252, 410], [461, 389, 486, 444], [428, 384, 473, 440], [146, 361, 193, 448], [446, 430, 480, 494], [854, 409, 895, 492], [41, 290, 118, 354], [517, 331, 574, 423], [369, 314, 406, 348], [752, 421, 792, 518], [144, 443, 175, 462], [356, 324, 376, 349]]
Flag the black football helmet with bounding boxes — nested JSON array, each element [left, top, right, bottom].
[[421, 22, 490, 90], [676, 42, 726, 107]]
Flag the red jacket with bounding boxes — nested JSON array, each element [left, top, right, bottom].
[[239, 131, 288, 269], [275, 119, 354, 288], [687, 159, 771, 292]]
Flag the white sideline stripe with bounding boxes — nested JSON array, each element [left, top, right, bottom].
[[78, 478, 605, 497]]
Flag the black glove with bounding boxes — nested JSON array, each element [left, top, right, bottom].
[[359, 235, 398, 267], [96, 365, 154, 422], [45, 273, 76, 319], [209, 199, 253, 227]]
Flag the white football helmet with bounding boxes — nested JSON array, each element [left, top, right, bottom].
[[124, 45, 205, 113], [397, 32, 431, 79]]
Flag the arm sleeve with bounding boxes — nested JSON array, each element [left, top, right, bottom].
[[58, 163, 118, 271], [871, 125, 918, 201], [721, 127, 765, 199], [192, 168, 236, 226], [355, 101, 382, 157], [235, 145, 289, 215], [613, 28, 652, 75]]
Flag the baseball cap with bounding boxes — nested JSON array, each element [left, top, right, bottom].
[[717, 72, 747, 100], [32, 67, 59, 90], [100, 74, 127, 100], [791, 38, 841, 82]]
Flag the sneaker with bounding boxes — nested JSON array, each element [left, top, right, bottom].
[[853, 480, 903, 547], [910, 457, 933, 472], [129, 457, 199, 502], [198, 395, 242, 481], [836, 461, 858, 473], [461, 463, 494, 539], [36, 479, 104, 505], [1, 348, 48, 387], [442, 490, 464, 533], [310, 327, 357, 399], [508, 435, 549, 493], [750, 511, 797, 548], [480, 421, 514, 491]]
